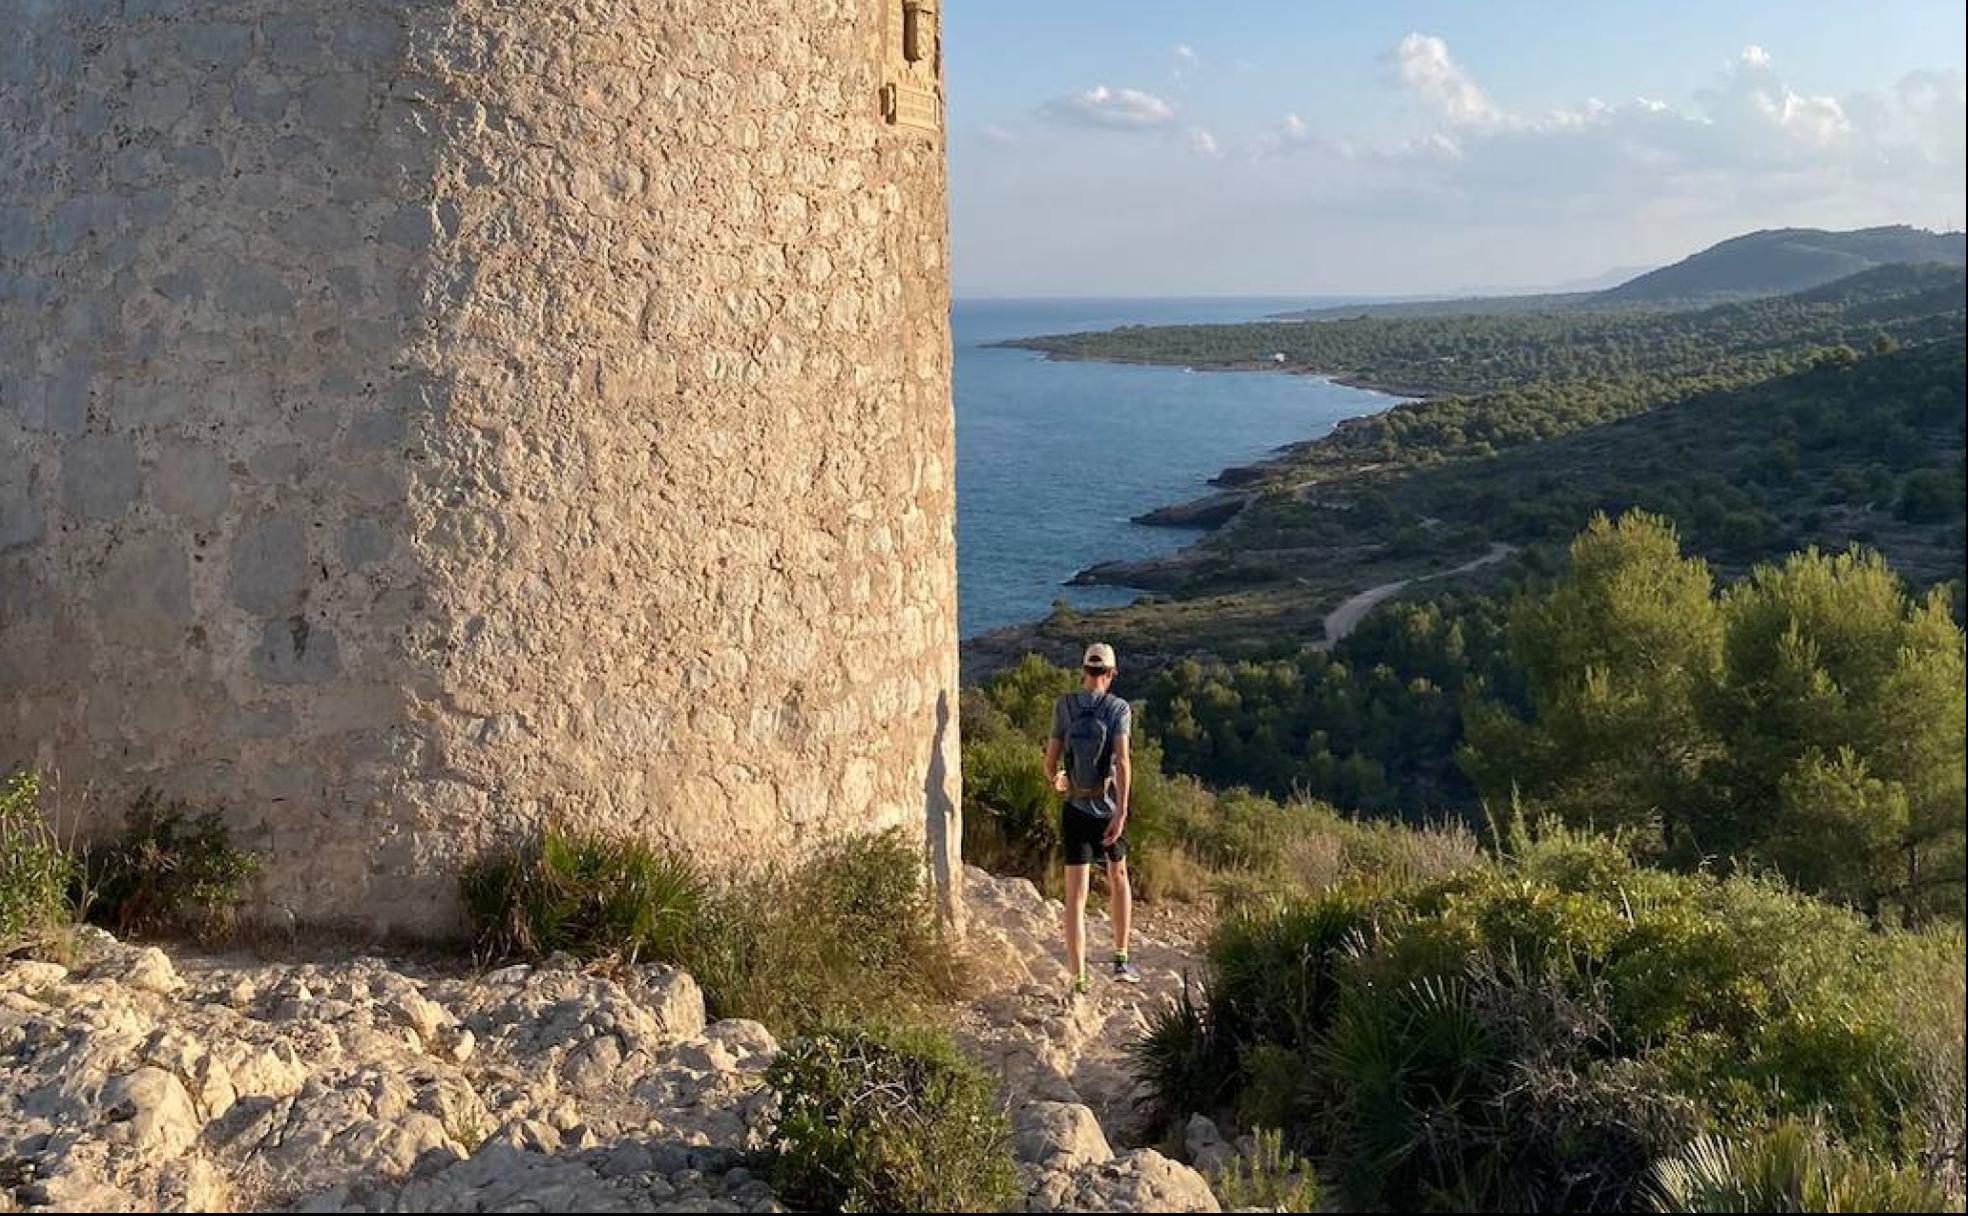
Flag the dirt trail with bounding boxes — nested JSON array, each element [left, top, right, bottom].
[[1317, 541, 1516, 649]]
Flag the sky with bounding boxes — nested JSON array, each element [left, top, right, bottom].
[[945, 1, 1968, 298]]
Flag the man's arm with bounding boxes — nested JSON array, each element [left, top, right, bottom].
[[1103, 735, 1131, 845], [1044, 738, 1068, 793]]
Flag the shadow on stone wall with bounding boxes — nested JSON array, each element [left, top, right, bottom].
[[923, 690, 963, 933]]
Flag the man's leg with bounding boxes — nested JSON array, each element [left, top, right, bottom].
[[1063, 863, 1091, 989], [1109, 858, 1133, 961]]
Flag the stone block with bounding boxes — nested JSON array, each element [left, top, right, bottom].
[[229, 513, 309, 614], [303, 74, 372, 131], [98, 534, 192, 649], [151, 441, 231, 522], [61, 434, 141, 521], [232, 81, 289, 124], [35, 355, 92, 435], [180, 21, 253, 69], [214, 260, 298, 322], [253, 616, 341, 685], [0, 487, 46, 551], [379, 203, 439, 250]]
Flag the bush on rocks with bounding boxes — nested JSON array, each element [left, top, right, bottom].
[[1, 771, 73, 950], [464, 826, 963, 1035], [765, 1022, 1019, 1214], [81, 791, 261, 939], [687, 828, 966, 1032], [461, 822, 706, 964]]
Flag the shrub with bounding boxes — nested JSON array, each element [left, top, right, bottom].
[[689, 829, 965, 1031], [1647, 1121, 1957, 1213], [1, 772, 73, 950], [464, 825, 961, 1035], [461, 822, 706, 964], [83, 791, 260, 938], [1133, 981, 1233, 1133], [766, 1022, 1019, 1213], [1212, 1127, 1321, 1212], [1136, 826, 1966, 1211]]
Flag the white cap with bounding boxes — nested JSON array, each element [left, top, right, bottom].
[[1082, 642, 1117, 671]]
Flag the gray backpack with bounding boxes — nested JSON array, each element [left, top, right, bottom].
[[1063, 693, 1117, 798]]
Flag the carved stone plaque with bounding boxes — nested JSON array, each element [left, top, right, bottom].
[[883, 1, 942, 133]]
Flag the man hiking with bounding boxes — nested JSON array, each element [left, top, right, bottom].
[[1044, 642, 1141, 997]]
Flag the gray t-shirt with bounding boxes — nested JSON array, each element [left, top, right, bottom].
[[1050, 691, 1131, 816]]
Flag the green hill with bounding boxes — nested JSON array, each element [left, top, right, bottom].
[[1261, 226, 1965, 321], [1599, 225, 1966, 303]]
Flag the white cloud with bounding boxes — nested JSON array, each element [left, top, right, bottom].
[[1175, 45, 1199, 65], [1389, 32, 1502, 129], [978, 124, 1019, 146], [1040, 85, 1178, 131], [1368, 36, 1963, 215], [957, 33, 1966, 297]]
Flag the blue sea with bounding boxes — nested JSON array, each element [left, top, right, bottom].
[[954, 297, 1399, 638]]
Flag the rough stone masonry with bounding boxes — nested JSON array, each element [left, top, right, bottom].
[[0, 0, 963, 933]]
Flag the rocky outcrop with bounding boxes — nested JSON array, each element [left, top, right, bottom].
[[0, 929, 781, 1213], [1, 869, 1223, 1213]]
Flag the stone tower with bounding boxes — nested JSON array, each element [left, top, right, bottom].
[[0, 0, 963, 933]]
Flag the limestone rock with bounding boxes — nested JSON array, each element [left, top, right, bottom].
[[0, 960, 68, 996], [1034, 1150, 1223, 1214], [1013, 1100, 1114, 1171], [98, 1067, 200, 1158], [104, 947, 182, 996], [1185, 1113, 1234, 1175]]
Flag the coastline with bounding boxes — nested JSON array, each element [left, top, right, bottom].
[[984, 340, 1443, 403], [957, 347, 1421, 664]]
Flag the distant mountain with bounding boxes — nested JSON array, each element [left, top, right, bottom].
[[1598, 225, 1966, 303], [1272, 227, 1964, 321]]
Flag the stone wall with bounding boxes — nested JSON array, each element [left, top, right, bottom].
[[0, 0, 962, 933]]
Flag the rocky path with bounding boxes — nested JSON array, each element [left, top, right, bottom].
[[0, 869, 1221, 1214], [956, 867, 1221, 1212]]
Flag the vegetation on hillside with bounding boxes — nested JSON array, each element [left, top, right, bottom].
[[1131, 823, 1967, 1212], [1099, 514, 1967, 925], [1600, 225, 1965, 303], [959, 655, 1481, 903], [1007, 263, 1963, 409], [1144, 592, 1521, 816], [1465, 513, 1966, 924], [974, 266, 1963, 697], [1227, 338, 1966, 591]]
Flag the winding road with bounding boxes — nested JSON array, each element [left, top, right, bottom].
[[1316, 542, 1517, 649]]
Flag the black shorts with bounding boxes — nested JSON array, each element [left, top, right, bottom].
[[1061, 804, 1127, 867]]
